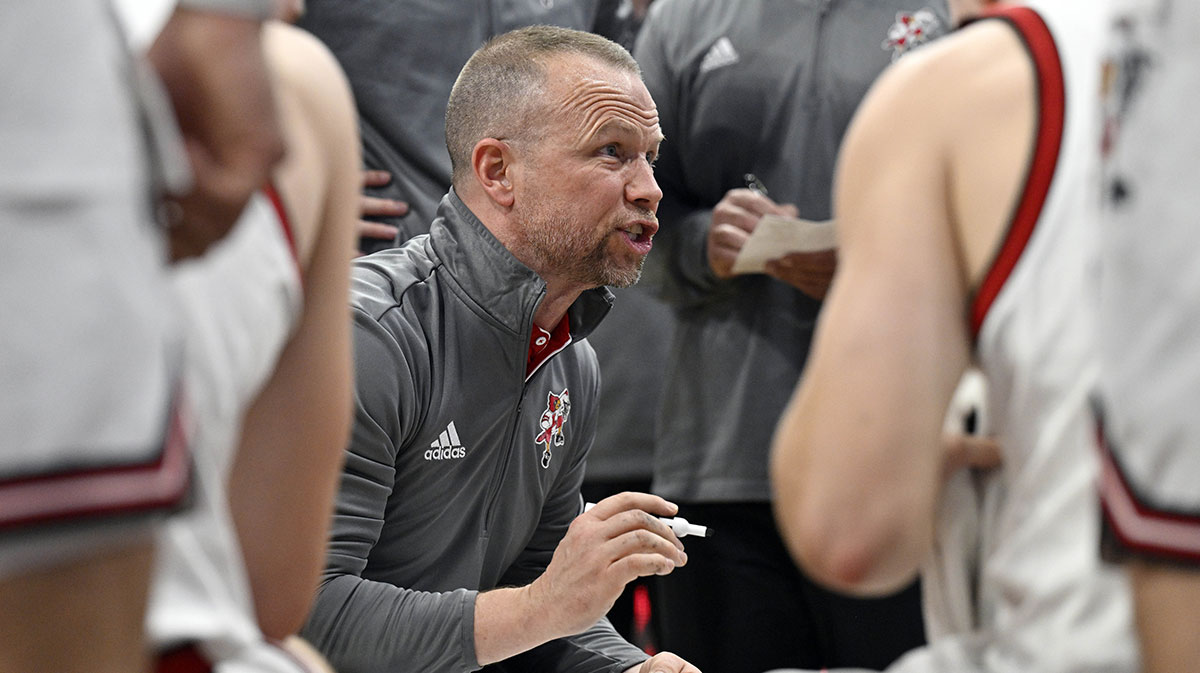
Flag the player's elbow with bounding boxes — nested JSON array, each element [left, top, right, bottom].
[[254, 589, 313, 642], [775, 493, 924, 597]]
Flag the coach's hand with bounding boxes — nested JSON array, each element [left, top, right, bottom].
[[529, 492, 686, 636], [474, 492, 687, 666]]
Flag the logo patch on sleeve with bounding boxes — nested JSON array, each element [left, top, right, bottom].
[[534, 388, 571, 469]]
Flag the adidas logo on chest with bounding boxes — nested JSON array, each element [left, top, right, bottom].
[[699, 36, 739, 74], [425, 421, 467, 460]]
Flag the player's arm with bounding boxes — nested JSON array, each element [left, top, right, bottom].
[[1127, 561, 1200, 673], [0, 542, 156, 673], [769, 46, 973, 597], [149, 5, 286, 261], [226, 22, 360, 639]]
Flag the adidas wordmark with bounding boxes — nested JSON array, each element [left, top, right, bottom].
[[426, 421, 467, 460]]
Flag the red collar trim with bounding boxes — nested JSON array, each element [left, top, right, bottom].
[[526, 316, 572, 379]]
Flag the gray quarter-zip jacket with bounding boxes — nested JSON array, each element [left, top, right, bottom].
[[301, 191, 645, 673]]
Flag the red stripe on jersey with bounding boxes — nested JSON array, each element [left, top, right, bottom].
[[969, 6, 1066, 338], [156, 642, 212, 673], [0, 389, 191, 532], [262, 182, 304, 289], [1095, 421, 1200, 563]]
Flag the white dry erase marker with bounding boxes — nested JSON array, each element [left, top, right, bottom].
[[583, 502, 714, 539]]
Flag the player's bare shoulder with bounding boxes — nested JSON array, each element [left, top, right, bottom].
[[867, 17, 1034, 145], [262, 21, 361, 266]]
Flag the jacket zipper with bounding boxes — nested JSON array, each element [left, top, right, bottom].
[[482, 286, 546, 536], [800, 0, 833, 112]]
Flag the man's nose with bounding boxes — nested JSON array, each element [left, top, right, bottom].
[[626, 157, 663, 212]]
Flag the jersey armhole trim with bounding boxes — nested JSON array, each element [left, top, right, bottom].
[[969, 5, 1066, 339], [263, 182, 304, 292]]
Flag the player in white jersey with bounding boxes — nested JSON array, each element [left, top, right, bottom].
[[0, 4, 186, 672], [1094, 2, 1200, 672], [768, 1, 1138, 671], [148, 20, 358, 673], [1, 1, 285, 671]]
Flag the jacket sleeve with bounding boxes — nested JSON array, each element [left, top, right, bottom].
[[495, 348, 648, 673], [300, 308, 481, 673], [632, 1, 737, 311]]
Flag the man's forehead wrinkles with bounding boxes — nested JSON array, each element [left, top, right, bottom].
[[574, 104, 661, 146], [546, 66, 660, 146], [560, 92, 659, 139], [579, 101, 659, 132], [559, 76, 654, 114]]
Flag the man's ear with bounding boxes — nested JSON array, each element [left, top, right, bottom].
[[472, 138, 515, 208]]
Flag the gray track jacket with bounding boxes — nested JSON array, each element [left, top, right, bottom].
[[301, 191, 645, 673]]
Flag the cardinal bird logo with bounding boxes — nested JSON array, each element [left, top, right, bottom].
[[535, 388, 571, 469], [883, 9, 943, 61]]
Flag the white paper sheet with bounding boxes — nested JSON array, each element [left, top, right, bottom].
[[730, 214, 836, 275]]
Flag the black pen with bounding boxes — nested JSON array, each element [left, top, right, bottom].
[[744, 173, 768, 197]]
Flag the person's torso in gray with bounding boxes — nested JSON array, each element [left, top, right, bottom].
[[304, 193, 650, 672], [350, 191, 611, 592], [635, 0, 950, 502]]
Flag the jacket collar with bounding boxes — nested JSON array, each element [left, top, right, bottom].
[[428, 189, 614, 340]]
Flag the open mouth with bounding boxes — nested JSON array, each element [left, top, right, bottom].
[[620, 219, 657, 251]]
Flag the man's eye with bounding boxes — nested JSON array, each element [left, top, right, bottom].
[[646, 152, 658, 166], [601, 144, 620, 157]]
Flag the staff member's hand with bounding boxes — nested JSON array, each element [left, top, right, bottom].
[[766, 248, 838, 300], [356, 169, 407, 255], [707, 188, 799, 279], [149, 7, 285, 260]]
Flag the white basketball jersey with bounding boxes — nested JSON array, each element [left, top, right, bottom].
[[896, 2, 1137, 671], [1094, 0, 1200, 564], [147, 189, 305, 673]]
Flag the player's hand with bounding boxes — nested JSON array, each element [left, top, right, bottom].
[[942, 432, 1002, 478], [527, 492, 686, 637], [765, 249, 838, 299], [624, 651, 702, 673], [357, 170, 407, 255], [707, 188, 799, 279], [149, 7, 284, 261]]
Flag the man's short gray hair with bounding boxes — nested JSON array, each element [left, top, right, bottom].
[[445, 25, 641, 186]]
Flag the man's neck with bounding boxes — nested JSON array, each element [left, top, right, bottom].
[[456, 185, 588, 332], [533, 287, 581, 332]]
